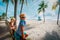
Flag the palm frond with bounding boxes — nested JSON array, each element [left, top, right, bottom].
[[39, 3, 43, 6], [38, 7, 42, 14], [2, 0, 5, 2], [2, 0, 9, 3], [44, 4, 47, 8], [39, 1, 44, 8], [38, 10, 41, 14], [52, 1, 58, 10], [52, 4, 57, 10], [38, 7, 41, 10], [38, 0, 47, 14]]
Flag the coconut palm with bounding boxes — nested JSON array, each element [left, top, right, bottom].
[[52, 0, 60, 25], [2, 0, 9, 21], [38, 1, 47, 22]]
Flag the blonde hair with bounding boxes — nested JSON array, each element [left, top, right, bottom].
[[19, 14, 25, 18], [11, 18, 16, 21]]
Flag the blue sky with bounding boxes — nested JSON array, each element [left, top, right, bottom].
[[0, 0, 60, 20]]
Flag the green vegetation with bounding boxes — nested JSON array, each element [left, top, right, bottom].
[[0, 13, 6, 21], [2, 13, 6, 19]]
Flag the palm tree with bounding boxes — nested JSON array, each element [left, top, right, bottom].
[[52, 0, 60, 25], [38, 1, 47, 22], [2, 0, 9, 21]]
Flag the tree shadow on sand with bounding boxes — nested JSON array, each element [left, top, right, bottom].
[[42, 31, 60, 40], [24, 26, 35, 31], [58, 25, 60, 27], [0, 26, 11, 40], [0, 26, 9, 35], [0, 34, 11, 40], [24, 25, 35, 31]]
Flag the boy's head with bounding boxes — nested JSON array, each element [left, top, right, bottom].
[[19, 14, 25, 20]]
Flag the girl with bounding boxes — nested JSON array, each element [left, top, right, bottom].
[[9, 18, 16, 40]]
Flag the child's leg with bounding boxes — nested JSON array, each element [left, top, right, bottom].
[[24, 32, 28, 38], [12, 30, 15, 40]]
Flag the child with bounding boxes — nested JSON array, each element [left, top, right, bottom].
[[9, 18, 16, 40], [14, 14, 28, 40]]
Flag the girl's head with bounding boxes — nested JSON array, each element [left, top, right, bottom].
[[11, 18, 16, 22], [19, 14, 26, 20]]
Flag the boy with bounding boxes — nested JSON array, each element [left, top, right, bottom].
[[14, 14, 28, 40]]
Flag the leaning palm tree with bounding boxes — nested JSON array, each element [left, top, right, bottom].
[[2, 0, 9, 21], [52, 0, 60, 25], [38, 1, 47, 22]]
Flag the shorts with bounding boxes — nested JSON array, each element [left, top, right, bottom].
[[14, 32, 26, 40]]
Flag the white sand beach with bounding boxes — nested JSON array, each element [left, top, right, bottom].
[[24, 20, 60, 40], [0, 20, 60, 40]]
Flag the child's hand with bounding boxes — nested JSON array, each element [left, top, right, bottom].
[[22, 34, 26, 39]]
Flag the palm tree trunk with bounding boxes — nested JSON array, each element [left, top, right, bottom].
[[14, 0, 17, 25], [43, 12, 45, 22], [6, 3, 8, 21], [43, 8, 45, 23], [5, 3, 8, 24], [20, 1, 24, 14], [57, 5, 60, 25]]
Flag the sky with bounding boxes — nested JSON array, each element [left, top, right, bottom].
[[0, 0, 60, 21]]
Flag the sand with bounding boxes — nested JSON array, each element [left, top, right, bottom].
[[24, 20, 60, 40]]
